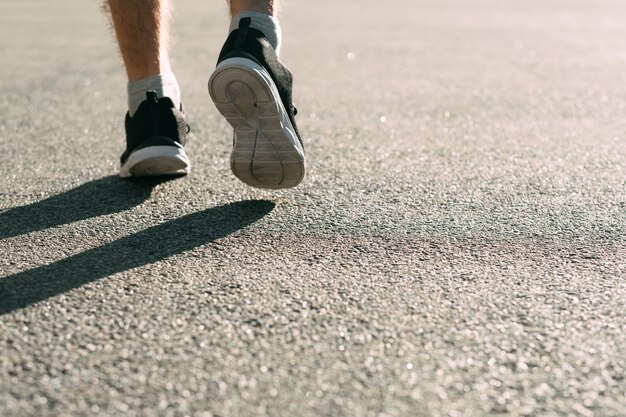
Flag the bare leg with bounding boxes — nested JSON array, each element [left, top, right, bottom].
[[104, 0, 172, 82], [229, 0, 278, 17]]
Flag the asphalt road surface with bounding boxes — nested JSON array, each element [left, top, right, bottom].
[[1, 0, 625, 416]]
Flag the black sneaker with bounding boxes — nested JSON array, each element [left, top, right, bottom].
[[208, 17, 306, 189], [119, 91, 191, 178]]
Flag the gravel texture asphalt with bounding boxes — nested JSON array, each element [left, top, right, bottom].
[[1, 0, 625, 416]]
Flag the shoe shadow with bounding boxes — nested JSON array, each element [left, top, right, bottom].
[[0, 175, 176, 240], [0, 200, 275, 316]]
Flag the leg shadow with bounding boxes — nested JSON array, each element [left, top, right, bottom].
[[0, 175, 175, 239], [0, 200, 275, 316]]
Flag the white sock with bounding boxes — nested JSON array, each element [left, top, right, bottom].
[[229, 11, 282, 57], [127, 73, 181, 116]]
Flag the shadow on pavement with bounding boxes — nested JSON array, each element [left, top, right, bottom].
[[0, 175, 176, 240], [0, 200, 275, 316]]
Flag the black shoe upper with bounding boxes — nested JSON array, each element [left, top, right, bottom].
[[121, 91, 190, 165], [217, 17, 302, 145]]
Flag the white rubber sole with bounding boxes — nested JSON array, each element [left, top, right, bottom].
[[119, 145, 191, 178], [208, 57, 306, 189]]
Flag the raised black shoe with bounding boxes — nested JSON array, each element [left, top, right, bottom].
[[208, 17, 306, 189], [120, 91, 191, 178]]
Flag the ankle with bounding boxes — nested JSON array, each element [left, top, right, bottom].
[[127, 73, 181, 116], [230, 11, 282, 56]]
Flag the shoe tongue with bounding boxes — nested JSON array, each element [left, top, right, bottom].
[[238, 17, 252, 31], [234, 18, 252, 50], [146, 91, 159, 104], [145, 91, 160, 134]]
